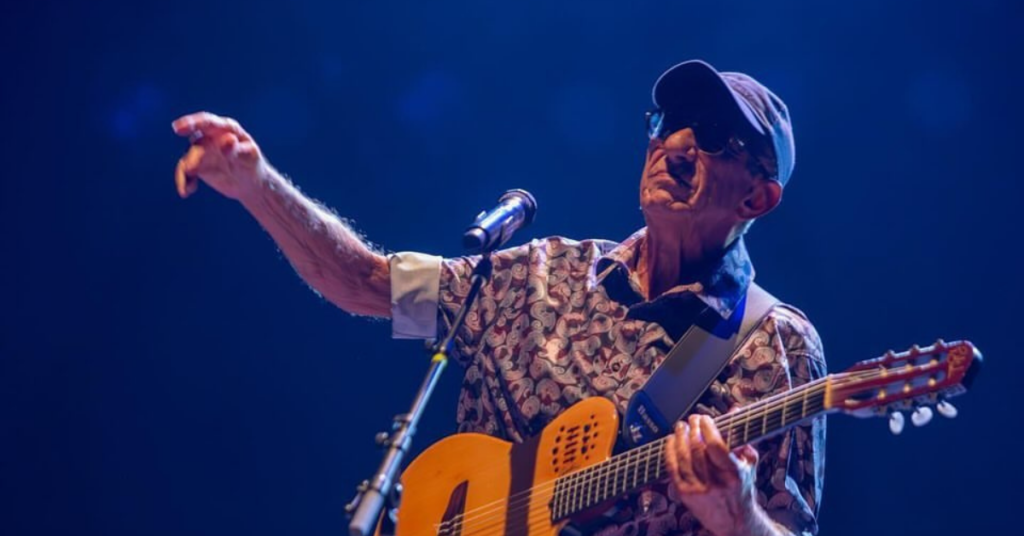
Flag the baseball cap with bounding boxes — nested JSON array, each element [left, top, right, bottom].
[[652, 60, 795, 186]]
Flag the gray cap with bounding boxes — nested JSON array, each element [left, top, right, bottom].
[[652, 60, 795, 186]]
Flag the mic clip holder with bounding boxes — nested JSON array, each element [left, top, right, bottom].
[[346, 256, 494, 536]]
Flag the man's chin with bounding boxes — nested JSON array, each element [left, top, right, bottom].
[[641, 190, 695, 213]]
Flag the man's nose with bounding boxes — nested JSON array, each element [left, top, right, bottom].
[[663, 127, 699, 165], [663, 127, 699, 161]]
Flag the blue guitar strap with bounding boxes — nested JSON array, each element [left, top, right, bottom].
[[622, 283, 779, 448]]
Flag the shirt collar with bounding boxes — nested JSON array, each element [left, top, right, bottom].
[[595, 228, 755, 319]]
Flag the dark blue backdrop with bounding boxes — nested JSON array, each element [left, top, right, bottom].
[[2, 1, 1020, 534]]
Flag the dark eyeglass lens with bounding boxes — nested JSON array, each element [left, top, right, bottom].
[[692, 121, 729, 153], [647, 110, 732, 154], [645, 110, 663, 139]]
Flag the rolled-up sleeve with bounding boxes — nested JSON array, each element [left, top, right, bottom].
[[389, 252, 443, 340]]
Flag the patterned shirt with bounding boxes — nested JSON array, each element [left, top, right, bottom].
[[389, 229, 826, 536]]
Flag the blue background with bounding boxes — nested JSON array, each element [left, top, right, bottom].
[[1, 1, 1020, 534]]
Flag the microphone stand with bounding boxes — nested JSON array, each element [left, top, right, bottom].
[[346, 255, 494, 536]]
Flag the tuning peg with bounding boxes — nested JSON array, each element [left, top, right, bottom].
[[911, 407, 934, 427], [936, 400, 958, 419], [889, 411, 905, 435]]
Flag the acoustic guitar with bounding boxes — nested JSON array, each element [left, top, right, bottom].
[[391, 340, 981, 536]]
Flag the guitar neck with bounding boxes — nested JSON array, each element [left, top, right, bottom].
[[550, 376, 830, 520]]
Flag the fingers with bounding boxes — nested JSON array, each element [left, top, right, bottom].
[[687, 415, 709, 484], [667, 421, 703, 494], [675, 421, 695, 485], [700, 416, 739, 486], [667, 414, 763, 499], [172, 112, 252, 142], [175, 144, 206, 198], [665, 430, 681, 487], [175, 157, 190, 198]]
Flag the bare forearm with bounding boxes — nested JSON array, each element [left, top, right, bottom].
[[238, 165, 390, 317]]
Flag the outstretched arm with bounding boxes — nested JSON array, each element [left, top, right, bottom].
[[172, 112, 390, 317]]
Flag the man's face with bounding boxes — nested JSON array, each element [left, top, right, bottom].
[[639, 124, 762, 232]]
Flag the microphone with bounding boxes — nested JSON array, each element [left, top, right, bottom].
[[462, 189, 538, 253]]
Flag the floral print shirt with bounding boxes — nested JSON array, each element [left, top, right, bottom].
[[389, 229, 826, 536]]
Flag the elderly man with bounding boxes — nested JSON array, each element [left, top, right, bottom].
[[173, 60, 826, 536]]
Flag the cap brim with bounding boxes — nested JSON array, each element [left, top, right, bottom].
[[652, 60, 766, 137]]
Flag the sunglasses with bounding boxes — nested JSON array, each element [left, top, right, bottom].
[[645, 108, 776, 179], [644, 108, 749, 154]]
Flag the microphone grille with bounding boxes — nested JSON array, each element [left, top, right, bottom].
[[499, 189, 538, 226]]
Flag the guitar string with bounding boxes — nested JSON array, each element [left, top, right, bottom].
[[408, 375, 846, 536], [435, 398, 831, 536], [424, 348, 955, 534], [418, 373, 873, 536], [444, 363, 948, 536], [426, 398, 825, 536], [415, 370, 879, 536], [413, 367, 906, 536], [425, 375, 839, 531], [439, 399, 833, 536]]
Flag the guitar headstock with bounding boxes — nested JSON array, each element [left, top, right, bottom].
[[827, 340, 981, 431]]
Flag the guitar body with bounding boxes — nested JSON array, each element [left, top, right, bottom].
[[397, 397, 620, 536], [390, 340, 982, 536]]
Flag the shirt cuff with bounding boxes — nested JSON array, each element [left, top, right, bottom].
[[389, 251, 442, 340]]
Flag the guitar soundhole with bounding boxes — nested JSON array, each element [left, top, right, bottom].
[[551, 413, 603, 473]]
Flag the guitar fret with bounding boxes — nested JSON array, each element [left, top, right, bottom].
[[600, 458, 610, 502], [640, 446, 649, 486], [638, 444, 647, 481], [626, 448, 634, 489], [572, 470, 580, 513], [622, 450, 631, 493], [599, 461, 608, 504], [577, 467, 588, 513], [606, 458, 615, 501], [655, 442, 664, 478], [615, 457, 624, 498], [566, 473, 576, 518], [614, 450, 622, 493], [648, 443, 660, 481], [761, 398, 770, 438], [566, 475, 574, 518], [590, 463, 600, 507], [780, 397, 788, 428], [606, 457, 614, 500], [802, 384, 810, 419], [585, 465, 598, 509], [743, 408, 751, 444], [622, 451, 632, 493], [625, 449, 635, 490], [553, 478, 561, 519], [557, 477, 565, 520]]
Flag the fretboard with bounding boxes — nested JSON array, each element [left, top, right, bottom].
[[549, 376, 829, 520]]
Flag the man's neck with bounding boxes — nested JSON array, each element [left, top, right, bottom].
[[639, 222, 736, 300]]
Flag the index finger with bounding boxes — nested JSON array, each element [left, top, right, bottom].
[[699, 416, 739, 477], [172, 112, 251, 141], [698, 415, 727, 449]]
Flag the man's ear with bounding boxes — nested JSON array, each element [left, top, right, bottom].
[[738, 179, 783, 220]]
